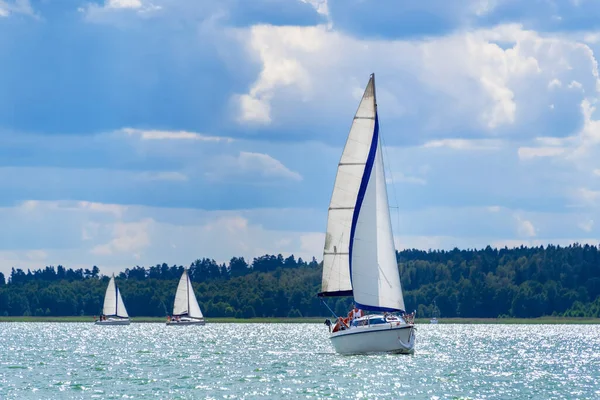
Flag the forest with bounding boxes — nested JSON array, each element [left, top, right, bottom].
[[0, 244, 599, 318]]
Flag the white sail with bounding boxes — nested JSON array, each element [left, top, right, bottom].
[[102, 275, 117, 316], [320, 76, 377, 296], [187, 273, 204, 319], [350, 124, 405, 312], [115, 287, 129, 318], [173, 270, 203, 318]]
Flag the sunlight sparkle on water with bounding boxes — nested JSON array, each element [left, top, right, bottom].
[[0, 323, 598, 399]]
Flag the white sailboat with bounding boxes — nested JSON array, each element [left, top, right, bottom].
[[318, 73, 416, 355], [95, 274, 131, 325], [430, 300, 440, 324], [166, 269, 205, 326]]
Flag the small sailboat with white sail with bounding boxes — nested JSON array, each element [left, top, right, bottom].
[[318, 73, 416, 355], [430, 300, 440, 324], [95, 274, 131, 325], [166, 269, 205, 326]]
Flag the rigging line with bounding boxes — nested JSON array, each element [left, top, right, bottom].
[[379, 129, 402, 250]]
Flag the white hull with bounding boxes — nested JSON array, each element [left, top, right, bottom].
[[95, 318, 130, 326], [166, 318, 205, 326], [430, 318, 438, 324], [330, 323, 415, 355]]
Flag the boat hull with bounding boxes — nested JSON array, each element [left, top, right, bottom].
[[94, 318, 130, 326], [330, 324, 415, 355], [166, 318, 205, 326]]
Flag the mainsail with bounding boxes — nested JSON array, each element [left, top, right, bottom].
[[102, 275, 129, 318], [319, 76, 378, 297], [319, 74, 405, 312], [173, 270, 203, 319]]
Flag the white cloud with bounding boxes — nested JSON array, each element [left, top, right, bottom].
[[516, 216, 536, 237], [121, 128, 233, 142], [568, 80, 584, 90], [106, 0, 142, 8], [137, 171, 188, 182], [517, 146, 566, 160], [233, 23, 598, 135], [514, 98, 600, 173], [574, 187, 600, 206], [208, 151, 302, 182], [300, 0, 329, 17], [548, 78, 562, 89], [422, 138, 503, 150], [77, 201, 127, 217], [386, 172, 427, 185], [91, 219, 153, 258], [0, 201, 328, 276], [82, 0, 162, 20], [0, 0, 36, 18], [236, 94, 272, 124]]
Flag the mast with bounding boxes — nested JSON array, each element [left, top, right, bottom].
[[114, 274, 117, 316], [186, 270, 190, 317]]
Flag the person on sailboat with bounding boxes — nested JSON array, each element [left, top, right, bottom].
[[347, 304, 363, 324]]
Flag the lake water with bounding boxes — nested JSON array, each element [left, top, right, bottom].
[[0, 323, 598, 399]]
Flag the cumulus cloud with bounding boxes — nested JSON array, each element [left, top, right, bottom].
[[232, 23, 600, 145]]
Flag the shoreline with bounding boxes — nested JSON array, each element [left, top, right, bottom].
[[0, 316, 599, 324]]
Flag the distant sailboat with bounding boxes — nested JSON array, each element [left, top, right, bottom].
[[318, 73, 416, 355], [430, 300, 440, 324], [95, 274, 131, 325], [166, 269, 205, 326]]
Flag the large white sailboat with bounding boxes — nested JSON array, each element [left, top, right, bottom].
[[95, 274, 131, 325], [166, 269, 205, 326], [318, 73, 416, 355]]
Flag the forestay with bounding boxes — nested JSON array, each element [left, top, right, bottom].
[[320, 76, 377, 297]]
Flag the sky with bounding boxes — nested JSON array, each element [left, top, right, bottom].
[[1, 0, 600, 276]]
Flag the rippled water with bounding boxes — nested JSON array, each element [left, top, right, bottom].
[[0, 323, 599, 399]]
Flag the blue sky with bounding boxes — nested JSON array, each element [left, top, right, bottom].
[[1, 0, 600, 276]]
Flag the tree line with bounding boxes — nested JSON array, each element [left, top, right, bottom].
[[0, 244, 599, 318]]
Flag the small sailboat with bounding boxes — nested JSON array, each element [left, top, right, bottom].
[[430, 300, 440, 324], [166, 269, 205, 326], [318, 73, 416, 355], [95, 274, 131, 325]]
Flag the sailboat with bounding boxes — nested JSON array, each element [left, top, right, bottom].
[[166, 269, 205, 326], [318, 73, 416, 355], [430, 300, 440, 324], [95, 274, 131, 325]]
